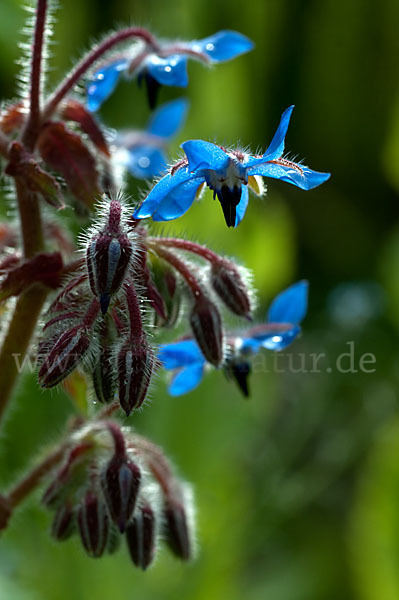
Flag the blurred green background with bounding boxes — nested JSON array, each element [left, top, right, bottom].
[[0, 0, 398, 599]]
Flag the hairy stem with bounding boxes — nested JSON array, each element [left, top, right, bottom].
[[7, 442, 68, 508], [22, 0, 48, 150], [15, 179, 44, 258], [43, 27, 157, 120], [149, 237, 221, 264], [0, 182, 46, 426], [0, 285, 48, 425], [149, 244, 204, 298]]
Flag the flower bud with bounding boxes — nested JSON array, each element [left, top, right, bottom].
[[86, 231, 133, 314], [38, 325, 91, 388], [101, 454, 141, 532], [77, 492, 109, 558], [92, 344, 116, 404], [42, 442, 94, 508], [163, 498, 192, 560], [117, 337, 154, 415], [190, 297, 223, 366], [51, 503, 76, 541], [211, 260, 251, 318], [126, 504, 157, 570]]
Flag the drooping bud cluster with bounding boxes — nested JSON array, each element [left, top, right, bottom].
[[38, 196, 254, 413], [38, 197, 154, 415], [42, 421, 195, 569], [144, 237, 254, 367]]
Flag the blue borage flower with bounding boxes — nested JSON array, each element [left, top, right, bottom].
[[87, 30, 254, 111], [158, 280, 308, 396], [133, 106, 331, 227], [113, 98, 188, 179]]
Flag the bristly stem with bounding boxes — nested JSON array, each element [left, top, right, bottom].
[[0, 285, 48, 425], [43, 27, 157, 120], [22, 0, 48, 150], [148, 244, 204, 299], [149, 237, 222, 264], [0, 182, 46, 426], [7, 442, 68, 507], [0, 440, 68, 530]]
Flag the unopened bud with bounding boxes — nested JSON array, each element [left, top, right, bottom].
[[42, 442, 94, 508], [101, 454, 141, 532], [51, 503, 76, 541], [126, 504, 157, 570], [92, 344, 116, 403], [163, 499, 192, 560], [117, 337, 154, 415], [38, 325, 91, 388], [86, 201, 134, 314], [190, 297, 223, 366], [211, 260, 251, 318], [77, 492, 109, 558]]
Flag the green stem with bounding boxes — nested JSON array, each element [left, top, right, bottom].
[[0, 285, 48, 425], [0, 181, 46, 426], [21, 0, 48, 150]]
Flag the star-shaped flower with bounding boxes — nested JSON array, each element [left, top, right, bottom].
[[133, 106, 330, 227], [112, 98, 188, 180], [87, 30, 253, 111], [158, 280, 308, 396]]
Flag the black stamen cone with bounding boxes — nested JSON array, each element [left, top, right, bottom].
[[138, 70, 161, 110], [231, 361, 251, 397], [217, 186, 242, 228]]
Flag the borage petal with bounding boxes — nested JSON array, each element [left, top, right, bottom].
[[147, 98, 188, 138], [235, 185, 249, 227], [267, 280, 309, 324], [248, 161, 330, 190], [158, 340, 204, 369], [134, 167, 202, 219], [181, 140, 230, 172], [169, 363, 205, 396], [146, 54, 189, 87], [244, 105, 295, 169], [242, 325, 301, 353], [87, 59, 128, 112], [190, 30, 254, 62], [120, 145, 167, 179]]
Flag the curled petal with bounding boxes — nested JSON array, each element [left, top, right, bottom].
[[169, 363, 205, 396], [181, 140, 229, 172], [87, 59, 128, 112], [244, 105, 295, 168], [190, 30, 254, 62], [248, 161, 331, 190], [234, 185, 249, 226], [145, 54, 189, 87]]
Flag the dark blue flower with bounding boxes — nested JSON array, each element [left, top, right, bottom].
[[158, 280, 308, 396], [133, 106, 331, 227], [113, 98, 188, 179], [87, 30, 253, 111]]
